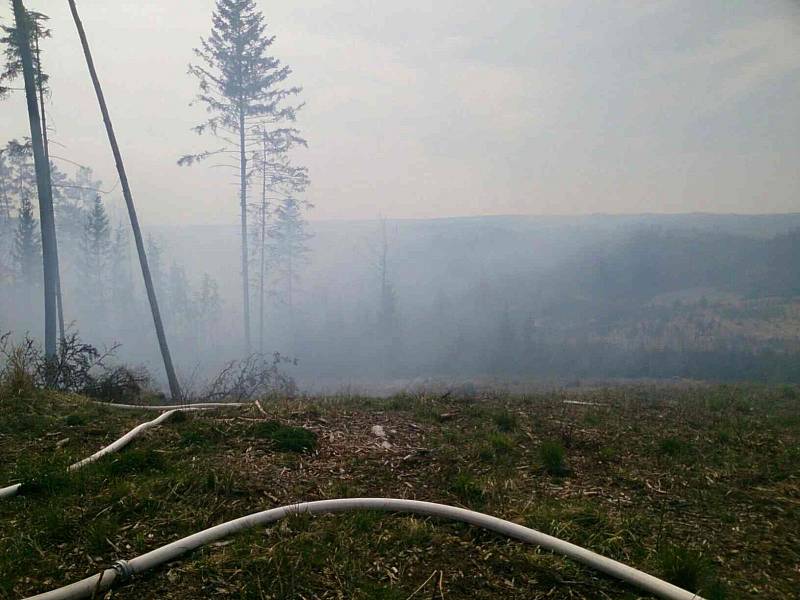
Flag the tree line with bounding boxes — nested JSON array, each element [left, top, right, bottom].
[[1, 0, 312, 392]]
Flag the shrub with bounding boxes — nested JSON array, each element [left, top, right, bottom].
[[0, 330, 147, 401], [83, 366, 148, 402], [203, 352, 296, 401], [0, 333, 37, 400]]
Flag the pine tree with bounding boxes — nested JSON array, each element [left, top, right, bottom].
[[166, 261, 194, 336], [181, 0, 303, 353], [0, 150, 12, 223], [376, 219, 398, 336], [12, 194, 41, 286], [195, 272, 222, 339], [146, 234, 164, 295], [9, 0, 60, 359], [268, 196, 311, 314], [250, 127, 308, 352], [79, 196, 111, 302], [0, 5, 50, 99], [110, 220, 132, 311], [58, 166, 103, 235], [5, 140, 36, 213]]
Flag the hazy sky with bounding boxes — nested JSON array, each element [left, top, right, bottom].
[[1, 0, 799, 224]]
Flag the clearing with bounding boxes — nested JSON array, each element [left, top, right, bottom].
[[1, 385, 798, 599]]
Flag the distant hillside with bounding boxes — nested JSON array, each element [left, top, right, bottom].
[[138, 213, 800, 385]]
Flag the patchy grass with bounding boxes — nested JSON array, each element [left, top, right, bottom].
[[448, 472, 486, 508], [539, 440, 567, 476], [492, 408, 517, 432], [0, 384, 798, 598], [658, 436, 691, 458], [251, 420, 317, 453], [657, 545, 725, 598]]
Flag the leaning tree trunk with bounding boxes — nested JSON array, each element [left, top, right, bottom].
[[13, 0, 58, 361], [67, 0, 182, 400], [34, 33, 66, 345], [239, 106, 251, 354]]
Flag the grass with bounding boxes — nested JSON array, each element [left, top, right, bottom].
[[0, 384, 798, 598], [658, 436, 689, 457], [539, 440, 567, 475], [448, 472, 486, 507], [251, 420, 318, 452], [657, 546, 727, 598], [492, 408, 517, 432]]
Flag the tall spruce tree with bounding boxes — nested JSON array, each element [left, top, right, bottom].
[[181, 0, 302, 353], [2, 7, 65, 341], [11, 0, 59, 359]]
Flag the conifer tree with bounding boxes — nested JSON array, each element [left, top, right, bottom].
[[0, 5, 49, 99], [166, 261, 195, 339], [196, 273, 222, 330], [146, 234, 164, 295], [110, 220, 132, 311], [79, 196, 111, 305], [12, 194, 40, 286], [10, 0, 59, 358], [250, 127, 308, 352], [0, 149, 12, 222], [181, 0, 302, 353], [268, 196, 311, 314]]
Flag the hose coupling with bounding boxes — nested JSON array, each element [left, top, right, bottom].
[[111, 559, 134, 581]]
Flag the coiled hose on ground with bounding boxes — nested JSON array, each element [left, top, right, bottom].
[[23, 498, 703, 600]]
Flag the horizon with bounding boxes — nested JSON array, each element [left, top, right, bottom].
[[148, 210, 800, 228]]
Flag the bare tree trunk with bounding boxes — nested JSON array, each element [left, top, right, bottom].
[[239, 107, 251, 354], [0, 149, 11, 223], [67, 0, 182, 400], [380, 217, 388, 314], [258, 133, 268, 353], [34, 33, 65, 345], [13, 0, 58, 361]]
